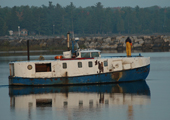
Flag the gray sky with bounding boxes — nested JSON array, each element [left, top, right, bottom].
[[0, 0, 170, 8]]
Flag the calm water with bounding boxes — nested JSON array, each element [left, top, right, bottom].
[[0, 52, 170, 120]]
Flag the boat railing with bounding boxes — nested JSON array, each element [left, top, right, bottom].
[[101, 55, 142, 58]]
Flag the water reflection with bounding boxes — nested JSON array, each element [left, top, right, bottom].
[[9, 80, 150, 120]]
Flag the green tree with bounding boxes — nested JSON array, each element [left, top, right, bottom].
[[2, 22, 8, 35], [6, 6, 19, 31], [103, 8, 113, 34], [20, 6, 34, 33], [54, 3, 65, 35], [0, 3, 170, 36]]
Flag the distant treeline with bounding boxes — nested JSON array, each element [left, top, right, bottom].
[[0, 2, 170, 36]]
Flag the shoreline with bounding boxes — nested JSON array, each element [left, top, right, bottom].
[[0, 49, 169, 55], [0, 35, 170, 53]]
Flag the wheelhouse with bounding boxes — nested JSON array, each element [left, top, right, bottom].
[[76, 49, 101, 58]]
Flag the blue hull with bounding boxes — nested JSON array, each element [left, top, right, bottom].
[[9, 65, 150, 86]]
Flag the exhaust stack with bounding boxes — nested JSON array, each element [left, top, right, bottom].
[[67, 32, 70, 50]]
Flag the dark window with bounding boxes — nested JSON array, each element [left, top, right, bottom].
[[35, 63, 51, 72], [104, 61, 108, 67], [81, 52, 90, 58], [91, 52, 99, 57], [88, 61, 93, 67], [63, 63, 67, 69], [78, 62, 82, 68]]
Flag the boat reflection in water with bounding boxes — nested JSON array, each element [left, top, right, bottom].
[[9, 80, 150, 120]]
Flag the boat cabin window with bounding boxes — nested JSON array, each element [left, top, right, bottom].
[[35, 63, 51, 72], [81, 52, 90, 58], [91, 52, 99, 57], [88, 61, 93, 67], [63, 63, 67, 69], [104, 61, 108, 67], [78, 62, 82, 68]]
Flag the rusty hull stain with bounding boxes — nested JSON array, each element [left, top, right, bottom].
[[136, 66, 149, 74], [95, 60, 104, 73], [61, 72, 69, 84], [99, 62, 104, 73], [98, 61, 104, 73], [95, 60, 98, 65], [111, 72, 123, 81]]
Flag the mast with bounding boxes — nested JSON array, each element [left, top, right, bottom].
[[67, 32, 70, 51]]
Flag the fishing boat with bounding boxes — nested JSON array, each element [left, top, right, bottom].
[[8, 33, 150, 85]]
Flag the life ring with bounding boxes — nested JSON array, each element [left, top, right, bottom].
[[55, 55, 63, 59]]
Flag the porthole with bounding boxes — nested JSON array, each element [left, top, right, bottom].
[[27, 65, 32, 70]]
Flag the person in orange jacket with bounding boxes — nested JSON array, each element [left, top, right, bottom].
[[125, 37, 132, 57]]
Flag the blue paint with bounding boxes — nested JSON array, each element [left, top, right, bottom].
[[9, 65, 150, 86], [9, 80, 150, 96]]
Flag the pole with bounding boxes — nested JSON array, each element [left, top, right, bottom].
[[67, 32, 70, 51], [27, 40, 30, 61]]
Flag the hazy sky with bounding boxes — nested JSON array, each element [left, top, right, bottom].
[[0, 0, 170, 8]]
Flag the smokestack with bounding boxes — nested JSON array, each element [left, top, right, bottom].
[[27, 40, 30, 61], [67, 32, 70, 50]]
